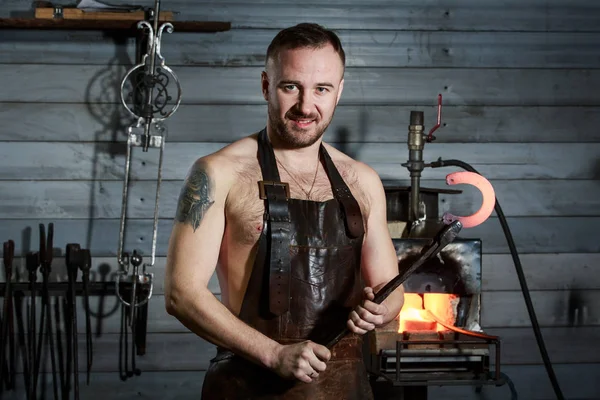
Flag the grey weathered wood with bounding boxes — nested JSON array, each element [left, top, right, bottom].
[[3, 372, 209, 400], [5, 363, 600, 400], [14, 332, 217, 373], [3, 103, 600, 143], [6, 255, 600, 332], [15, 326, 600, 373], [483, 253, 600, 291], [1, 142, 598, 181], [481, 290, 600, 328], [0, 217, 599, 257], [4, 0, 597, 31], [464, 217, 600, 254], [4, 364, 600, 400], [432, 363, 600, 400], [3, 256, 222, 296], [3, 29, 600, 69], [7, 253, 600, 292], [438, 180, 600, 218], [1, 180, 598, 219], [2, 65, 600, 106], [8, 286, 593, 338], [487, 326, 600, 365], [51, 289, 600, 334]]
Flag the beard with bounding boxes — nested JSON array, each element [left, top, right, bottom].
[[268, 104, 334, 149]]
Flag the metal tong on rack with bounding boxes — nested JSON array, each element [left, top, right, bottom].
[[36, 223, 59, 399], [0, 241, 15, 394]]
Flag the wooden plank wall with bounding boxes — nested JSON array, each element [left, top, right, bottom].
[[1, 0, 600, 398]]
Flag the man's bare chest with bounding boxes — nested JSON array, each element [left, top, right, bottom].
[[224, 159, 367, 246], [225, 171, 337, 245]]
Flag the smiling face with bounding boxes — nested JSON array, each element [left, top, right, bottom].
[[262, 44, 345, 149]]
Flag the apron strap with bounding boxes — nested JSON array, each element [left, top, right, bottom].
[[256, 128, 291, 316], [320, 146, 365, 239]]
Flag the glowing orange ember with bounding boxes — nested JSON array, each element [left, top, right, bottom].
[[398, 293, 459, 333]]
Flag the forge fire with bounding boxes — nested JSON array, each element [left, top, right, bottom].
[[398, 293, 460, 333]]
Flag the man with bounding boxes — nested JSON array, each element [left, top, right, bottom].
[[165, 23, 404, 399]]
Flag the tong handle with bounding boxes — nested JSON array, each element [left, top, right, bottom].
[[3, 241, 14, 275], [39, 223, 54, 267]]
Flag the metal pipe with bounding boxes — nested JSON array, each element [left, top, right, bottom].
[[407, 111, 425, 223]]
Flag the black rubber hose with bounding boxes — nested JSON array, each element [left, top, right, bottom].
[[430, 158, 565, 400]]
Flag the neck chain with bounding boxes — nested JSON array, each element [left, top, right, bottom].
[[276, 156, 320, 200]]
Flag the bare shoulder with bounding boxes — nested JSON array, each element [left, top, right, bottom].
[[184, 134, 259, 189], [175, 134, 260, 224]]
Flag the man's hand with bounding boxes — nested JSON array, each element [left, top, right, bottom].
[[270, 341, 331, 383], [347, 287, 389, 334]]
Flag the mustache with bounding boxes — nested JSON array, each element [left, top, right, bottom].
[[286, 111, 317, 120]]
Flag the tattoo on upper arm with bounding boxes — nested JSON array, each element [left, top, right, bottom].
[[175, 162, 215, 231]]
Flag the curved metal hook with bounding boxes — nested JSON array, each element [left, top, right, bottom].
[[115, 271, 154, 308], [442, 171, 496, 228]]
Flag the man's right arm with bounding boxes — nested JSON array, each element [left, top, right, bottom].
[[164, 156, 329, 382]]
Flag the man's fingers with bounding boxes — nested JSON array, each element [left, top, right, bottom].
[[300, 342, 328, 380], [349, 310, 375, 332], [363, 287, 375, 301], [307, 354, 327, 373], [359, 302, 387, 325], [294, 369, 312, 383], [310, 343, 331, 363], [347, 318, 368, 334], [355, 305, 385, 326]]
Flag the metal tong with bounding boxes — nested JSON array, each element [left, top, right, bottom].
[[65, 244, 81, 400], [36, 223, 59, 400], [0, 241, 15, 393], [78, 249, 93, 385], [26, 250, 39, 399], [325, 220, 463, 349], [119, 251, 145, 380]]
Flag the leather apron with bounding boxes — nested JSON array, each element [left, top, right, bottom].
[[201, 129, 374, 400]]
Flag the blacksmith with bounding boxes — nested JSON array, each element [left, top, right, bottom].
[[165, 22, 405, 399]]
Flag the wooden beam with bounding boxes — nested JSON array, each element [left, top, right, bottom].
[[0, 217, 598, 256], [2, 104, 599, 143], [0, 142, 598, 181], [13, 326, 600, 373], [483, 253, 600, 291], [0, 180, 597, 219], [0, 18, 231, 32], [7, 252, 600, 294], [1, 0, 592, 32], [2, 65, 599, 106], [5, 363, 600, 400], [1, 30, 599, 68]]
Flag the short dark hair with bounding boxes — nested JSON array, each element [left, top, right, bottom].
[[265, 23, 346, 70]]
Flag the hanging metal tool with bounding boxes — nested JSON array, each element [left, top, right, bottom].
[[118, 251, 144, 380], [54, 295, 66, 399], [65, 243, 81, 400], [115, 0, 181, 377], [25, 251, 40, 400], [0, 240, 15, 393], [36, 223, 59, 400], [78, 248, 93, 385]]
